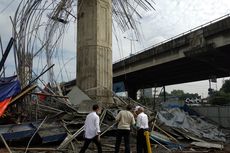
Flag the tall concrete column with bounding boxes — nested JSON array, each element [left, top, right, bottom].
[[77, 0, 112, 103]]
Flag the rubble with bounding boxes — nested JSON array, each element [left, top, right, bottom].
[[157, 108, 226, 142], [0, 80, 229, 153], [0, 1, 229, 153]]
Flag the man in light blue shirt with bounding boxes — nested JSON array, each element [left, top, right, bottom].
[[79, 104, 102, 153]]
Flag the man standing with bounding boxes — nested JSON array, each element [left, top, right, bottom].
[[115, 104, 135, 153], [136, 107, 149, 153], [79, 104, 102, 153]]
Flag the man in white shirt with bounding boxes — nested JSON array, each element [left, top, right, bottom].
[[136, 107, 149, 153], [79, 104, 102, 153], [115, 104, 135, 153]]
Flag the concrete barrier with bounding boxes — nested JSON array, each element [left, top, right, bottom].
[[191, 106, 230, 128]]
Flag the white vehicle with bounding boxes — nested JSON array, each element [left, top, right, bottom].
[[185, 97, 201, 104]]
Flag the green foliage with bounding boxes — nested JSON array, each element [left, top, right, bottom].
[[209, 80, 230, 105], [170, 90, 200, 101], [158, 91, 170, 97], [220, 80, 230, 93], [171, 90, 185, 97], [209, 91, 230, 105]]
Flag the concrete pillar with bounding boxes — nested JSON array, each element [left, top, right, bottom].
[[77, 0, 112, 103]]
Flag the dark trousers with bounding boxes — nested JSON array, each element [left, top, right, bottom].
[[79, 135, 102, 153], [137, 129, 148, 153], [115, 129, 130, 153]]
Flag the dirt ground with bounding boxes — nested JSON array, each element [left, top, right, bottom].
[[1, 135, 230, 153]]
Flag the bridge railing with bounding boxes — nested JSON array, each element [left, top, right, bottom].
[[113, 13, 230, 64]]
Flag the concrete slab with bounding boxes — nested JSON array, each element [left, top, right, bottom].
[[67, 86, 95, 113], [78, 100, 97, 114], [67, 86, 91, 105]]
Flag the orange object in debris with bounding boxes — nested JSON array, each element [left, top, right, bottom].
[[0, 97, 12, 117]]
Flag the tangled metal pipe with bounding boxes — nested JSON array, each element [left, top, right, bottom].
[[11, 0, 155, 86]]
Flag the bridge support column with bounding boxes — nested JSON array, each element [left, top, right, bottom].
[[77, 0, 112, 103]]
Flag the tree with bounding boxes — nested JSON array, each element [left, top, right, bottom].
[[209, 79, 230, 105], [171, 90, 185, 97], [209, 91, 230, 105], [220, 80, 230, 93], [170, 90, 200, 101], [158, 91, 170, 97]]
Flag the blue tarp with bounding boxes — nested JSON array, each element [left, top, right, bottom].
[[113, 82, 125, 93], [0, 75, 17, 83], [0, 76, 21, 102]]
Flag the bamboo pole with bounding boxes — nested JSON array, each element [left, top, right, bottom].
[[25, 116, 47, 153], [150, 136, 171, 152], [154, 123, 178, 143], [11, 147, 67, 152], [9, 85, 37, 105], [30, 92, 68, 99], [100, 122, 117, 136], [0, 134, 12, 153]]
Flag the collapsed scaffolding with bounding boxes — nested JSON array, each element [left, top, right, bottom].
[[0, 0, 229, 153]]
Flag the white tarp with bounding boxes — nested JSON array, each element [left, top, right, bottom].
[[157, 108, 226, 142]]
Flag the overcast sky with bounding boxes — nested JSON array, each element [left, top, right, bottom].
[[0, 0, 230, 97]]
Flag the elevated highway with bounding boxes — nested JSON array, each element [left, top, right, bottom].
[[113, 14, 230, 98]]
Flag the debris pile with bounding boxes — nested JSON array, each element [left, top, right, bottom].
[[157, 108, 226, 142], [0, 1, 229, 153], [152, 107, 227, 152], [0, 80, 229, 153]]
